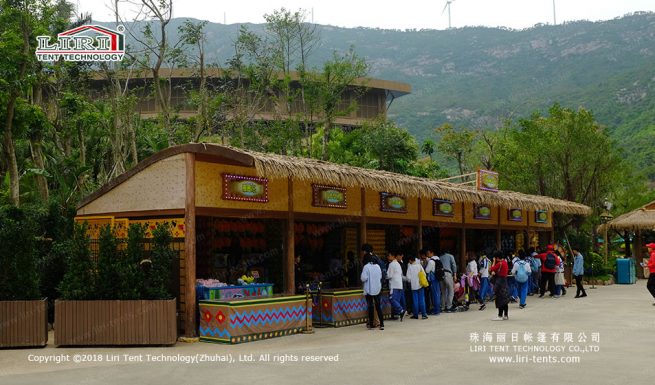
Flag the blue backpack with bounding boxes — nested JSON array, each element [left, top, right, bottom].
[[515, 261, 529, 283]]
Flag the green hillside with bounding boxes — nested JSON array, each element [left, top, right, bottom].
[[126, 12, 655, 175]]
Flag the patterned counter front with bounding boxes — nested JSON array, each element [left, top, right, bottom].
[[312, 288, 392, 327], [199, 295, 312, 344]]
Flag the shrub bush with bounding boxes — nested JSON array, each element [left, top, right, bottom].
[[0, 206, 41, 300], [145, 223, 175, 300], [58, 223, 95, 300]]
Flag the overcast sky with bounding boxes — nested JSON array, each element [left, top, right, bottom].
[[80, 0, 655, 30]]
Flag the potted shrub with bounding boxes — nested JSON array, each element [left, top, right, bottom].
[[0, 206, 48, 348], [55, 222, 177, 346]]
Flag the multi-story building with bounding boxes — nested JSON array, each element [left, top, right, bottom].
[[89, 68, 411, 130]]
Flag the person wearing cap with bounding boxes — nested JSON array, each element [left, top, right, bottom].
[[538, 244, 561, 298], [645, 243, 655, 305]]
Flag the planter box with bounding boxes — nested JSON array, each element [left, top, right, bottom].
[[54, 299, 177, 346], [0, 299, 48, 348]]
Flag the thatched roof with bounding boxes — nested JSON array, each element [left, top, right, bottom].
[[77, 143, 592, 216], [231, 145, 591, 215], [599, 200, 655, 231]]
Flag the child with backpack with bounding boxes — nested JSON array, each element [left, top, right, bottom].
[[511, 250, 532, 309], [538, 245, 561, 298]]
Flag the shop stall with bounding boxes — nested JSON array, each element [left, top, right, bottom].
[[75, 143, 591, 341], [312, 288, 392, 327], [199, 295, 311, 344]]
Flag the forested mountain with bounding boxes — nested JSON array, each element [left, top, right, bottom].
[[131, 12, 655, 176]]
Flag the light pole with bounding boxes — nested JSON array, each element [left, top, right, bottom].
[[600, 200, 614, 264]]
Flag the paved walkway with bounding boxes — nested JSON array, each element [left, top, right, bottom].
[[2, 281, 654, 385]]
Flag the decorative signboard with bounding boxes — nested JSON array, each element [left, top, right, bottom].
[[535, 210, 548, 224], [222, 174, 268, 203], [433, 199, 455, 217], [312, 184, 347, 209], [508, 208, 523, 222], [380, 192, 408, 213], [474, 204, 493, 220], [477, 169, 499, 192]]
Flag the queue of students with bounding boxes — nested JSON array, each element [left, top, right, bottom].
[[361, 242, 589, 327]]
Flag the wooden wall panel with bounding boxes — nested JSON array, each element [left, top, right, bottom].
[[54, 300, 177, 346], [195, 162, 288, 211], [528, 210, 553, 229], [364, 190, 418, 221], [292, 183, 362, 216], [0, 300, 47, 347], [421, 198, 463, 224], [78, 154, 186, 215], [499, 208, 528, 228], [464, 202, 499, 226]]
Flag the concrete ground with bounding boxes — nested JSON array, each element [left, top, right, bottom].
[[2, 281, 655, 385]]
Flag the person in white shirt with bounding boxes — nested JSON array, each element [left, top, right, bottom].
[[386, 250, 405, 321], [404, 255, 428, 319], [465, 253, 479, 306], [361, 254, 384, 330]]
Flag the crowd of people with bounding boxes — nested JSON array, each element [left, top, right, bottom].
[[360, 242, 588, 329]]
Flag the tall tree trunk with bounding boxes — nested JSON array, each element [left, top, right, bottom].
[[2, 7, 31, 206], [321, 120, 331, 160], [29, 140, 49, 202], [3, 101, 20, 206], [31, 84, 49, 201]]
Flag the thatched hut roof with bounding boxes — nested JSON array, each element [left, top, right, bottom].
[[599, 200, 655, 232], [229, 145, 591, 215], [77, 143, 592, 216]]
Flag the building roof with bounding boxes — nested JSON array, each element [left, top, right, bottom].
[[599, 200, 655, 232], [77, 143, 591, 216], [90, 68, 412, 99]]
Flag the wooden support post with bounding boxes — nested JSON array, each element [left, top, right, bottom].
[[635, 230, 643, 279], [496, 228, 501, 252], [360, 188, 367, 246], [418, 196, 423, 252], [285, 177, 295, 295], [550, 230, 555, 245], [460, 227, 467, 270], [184, 152, 197, 338]]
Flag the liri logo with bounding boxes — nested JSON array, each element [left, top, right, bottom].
[[36, 25, 125, 62]]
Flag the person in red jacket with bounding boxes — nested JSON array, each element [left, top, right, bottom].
[[490, 251, 510, 321], [645, 243, 655, 305], [538, 244, 561, 298]]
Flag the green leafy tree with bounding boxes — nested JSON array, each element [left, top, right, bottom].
[[421, 139, 435, 159], [435, 123, 478, 176], [309, 48, 368, 160]]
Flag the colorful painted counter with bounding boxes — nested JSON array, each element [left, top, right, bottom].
[[199, 295, 312, 344], [312, 288, 392, 327], [196, 283, 274, 300]]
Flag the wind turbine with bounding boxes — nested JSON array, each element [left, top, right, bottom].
[[552, 0, 557, 25], [442, 0, 456, 29]]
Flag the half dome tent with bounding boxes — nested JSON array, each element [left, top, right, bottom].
[[598, 200, 655, 232], [76, 143, 592, 216]]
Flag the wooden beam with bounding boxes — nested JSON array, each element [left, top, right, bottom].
[[460, 227, 467, 272], [360, 187, 367, 246], [285, 177, 295, 294], [418, 196, 423, 251], [184, 152, 197, 338]]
